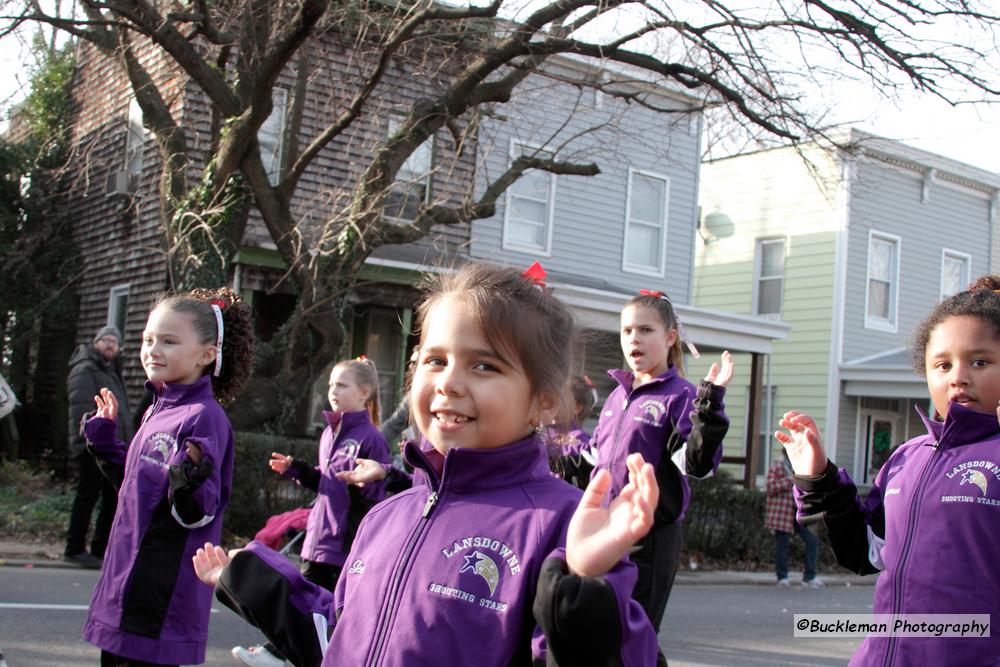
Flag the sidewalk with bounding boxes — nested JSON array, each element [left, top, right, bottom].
[[0, 538, 877, 585]]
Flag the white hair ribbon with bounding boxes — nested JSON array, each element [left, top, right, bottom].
[[210, 304, 224, 377]]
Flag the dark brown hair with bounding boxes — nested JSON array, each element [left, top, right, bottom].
[[152, 287, 255, 405], [911, 275, 1000, 374], [624, 293, 686, 376], [415, 263, 578, 425], [569, 375, 598, 423], [334, 357, 382, 426]]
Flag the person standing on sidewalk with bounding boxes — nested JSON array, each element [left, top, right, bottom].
[[764, 452, 823, 588], [64, 325, 133, 568]]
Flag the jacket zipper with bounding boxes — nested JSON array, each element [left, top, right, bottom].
[[882, 438, 938, 667], [605, 385, 634, 497], [365, 489, 440, 666]]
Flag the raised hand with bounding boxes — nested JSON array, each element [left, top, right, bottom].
[[704, 350, 734, 388], [185, 441, 203, 465], [566, 453, 657, 578], [774, 410, 828, 476], [192, 542, 238, 587], [269, 452, 293, 475], [335, 458, 387, 487], [93, 388, 119, 421]]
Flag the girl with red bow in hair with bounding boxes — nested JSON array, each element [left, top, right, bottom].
[[591, 290, 733, 662]]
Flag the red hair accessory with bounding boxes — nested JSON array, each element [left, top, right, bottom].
[[521, 261, 547, 289], [583, 375, 595, 388], [639, 289, 665, 299], [209, 298, 227, 309], [356, 354, 367, 362]]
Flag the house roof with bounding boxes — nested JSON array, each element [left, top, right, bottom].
[[365, 245, 790, 354], [840, 347, 928, 399]]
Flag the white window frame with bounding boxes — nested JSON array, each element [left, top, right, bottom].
[[940, 248, 971, 301], [107, 284, 131, 337], [124, 98, 146, 186], [502, 140, 556, 256], [259, 88, 288, 186], [384, 115, 434, 225], [752, 237, 785, 317], [622, 168, 670, 277], [864, 230, 901, 333]]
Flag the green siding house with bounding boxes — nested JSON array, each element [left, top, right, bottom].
[[695, 130, 1000, 484]]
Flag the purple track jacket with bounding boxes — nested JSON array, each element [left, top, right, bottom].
[[285, 409, 391, 566], [593, 366, 728, 524], [82, 376, 233, 665], [794, 401, 1000, 666], [214, 435, 660, 666]]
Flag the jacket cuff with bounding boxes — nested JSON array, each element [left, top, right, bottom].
[[533, 556, 624, 666], [792, 460, 839, 493], [697, 380, 726, 405]]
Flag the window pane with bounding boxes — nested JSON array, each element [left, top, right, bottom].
[[868, 280, 890, 318], [942, 256, 967, 298], [870, 239, 892, 281], [760, 241, 785, 277], [626, 223, 660, 268], [510, 197, 547, 225], [510, 169, 550, 200], [384, 183, 426, 221], [508, 217, 545, 246], [399, 139, 432, 181], [259, 89, 288, 185], [630, 174, 664, 224], [757, 278, 782, 315]]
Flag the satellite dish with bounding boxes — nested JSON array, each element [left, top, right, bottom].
[[700, 212, 735, 243]]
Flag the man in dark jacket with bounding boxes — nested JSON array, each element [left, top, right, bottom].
[[64, 325, 133, 568]]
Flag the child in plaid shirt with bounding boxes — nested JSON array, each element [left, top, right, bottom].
[[764, 453, 823, 587]]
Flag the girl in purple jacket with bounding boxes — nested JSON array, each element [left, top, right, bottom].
[[195, 262, 661, 667], [592, 291, 733, 639], [777, 275, 1000, 666], [82, 288, 254, 667], [233, 358, 391, 666]]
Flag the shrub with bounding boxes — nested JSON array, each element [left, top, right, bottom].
[[0, 459, 73, 540], [682, 469, 840, 571], [223, 431, 318, 542]]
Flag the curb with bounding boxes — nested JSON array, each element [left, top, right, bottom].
[[0, 557, 83, 570]]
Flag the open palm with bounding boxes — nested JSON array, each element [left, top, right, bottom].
[[566, 453, 657, 577]]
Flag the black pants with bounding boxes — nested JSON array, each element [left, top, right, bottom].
[[66, 454, 118, 557], [630, 520, 683, 632], [100, 650, 176, 667], [265, 560, 343, 661]]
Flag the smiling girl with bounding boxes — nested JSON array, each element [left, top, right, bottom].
[[194, 263, 660, 667], [777, 275, 1000, 666], [81, 288, 253, 666]]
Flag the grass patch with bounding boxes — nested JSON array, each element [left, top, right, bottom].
[[0, 460, 73, 542]]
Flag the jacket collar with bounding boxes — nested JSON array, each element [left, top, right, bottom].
[[403, 435, 552, 493], [916, 401, 1000, 448], [145, 375, 214, 406], [322, 409, 369, 431], [608, 364, 680, 393]]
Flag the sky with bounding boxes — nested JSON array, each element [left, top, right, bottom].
[[1, 6, 997, 174]]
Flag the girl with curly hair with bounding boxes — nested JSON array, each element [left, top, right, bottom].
[[80, 287, 254, 666]]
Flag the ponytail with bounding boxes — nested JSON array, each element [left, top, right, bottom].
[[335, 357, 382, 426], [152, 286, 255, 405]]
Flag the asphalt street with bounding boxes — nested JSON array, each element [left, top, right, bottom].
[[0, 566, 874, 666]]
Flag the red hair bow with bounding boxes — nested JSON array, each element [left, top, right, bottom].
[[209, 298, 227, 309], [522, 261, 547, 289], [639, 289, 664, 299], [356, 354, 368, 362]]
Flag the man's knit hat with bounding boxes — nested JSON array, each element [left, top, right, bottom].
[[94, 325, 122, 344]]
